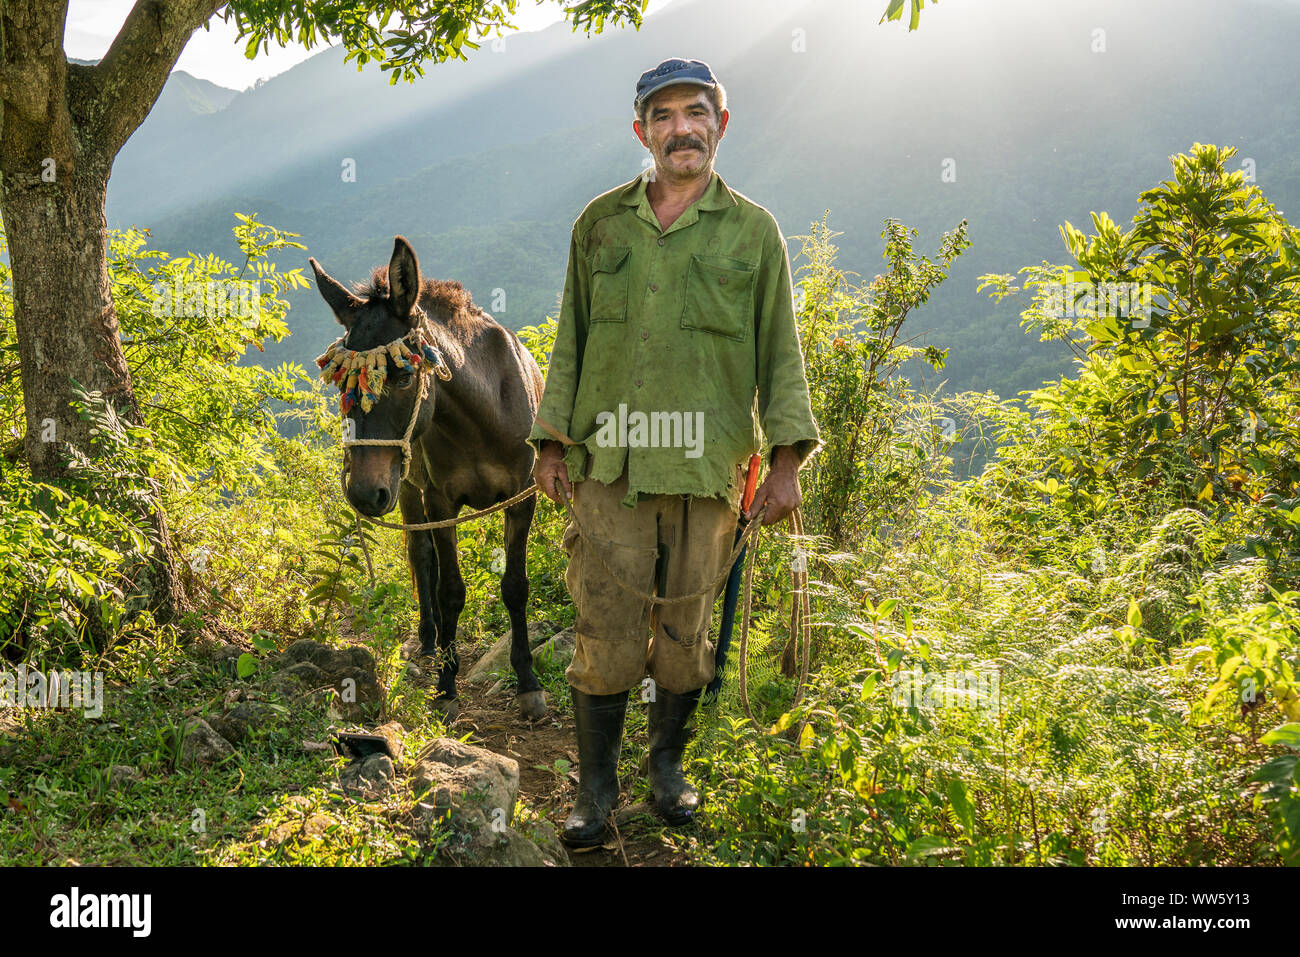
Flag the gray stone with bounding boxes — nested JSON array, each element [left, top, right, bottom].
[[279, 638, 376, 675], [330, 666, 384, 721], [179, 719, 235, 769], [468, 826, 568, 867], [519, 818, 570, 866], [213, 642, 245, 676], [108, 765, 141, 788], [339, 753, 396, 798], [264, 645, 383, 721], [531, 627, 576, 672], [208, 701, 279, 745], [464, 621, 559, 684], [410, 737, 520, 827], [269, 660, 328, 691]]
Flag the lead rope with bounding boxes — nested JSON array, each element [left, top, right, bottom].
[[553, 477, 812, 731], [327, 334, 811, 727], [734, 504, 813, 730]]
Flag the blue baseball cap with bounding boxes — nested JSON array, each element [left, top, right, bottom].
[[634, 58, 718, 113]]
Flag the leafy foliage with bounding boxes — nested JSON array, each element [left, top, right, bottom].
[[225, 0, 650, 82], [796, 216, 968, 549]]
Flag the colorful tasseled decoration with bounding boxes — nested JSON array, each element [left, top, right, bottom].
[[316, 332, 444, 414]]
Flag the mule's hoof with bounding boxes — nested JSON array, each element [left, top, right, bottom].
[[517, 690, 548, 720], [432, 696, 459, 723]]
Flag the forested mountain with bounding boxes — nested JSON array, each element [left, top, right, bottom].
[[107, 0, 1300, 400]]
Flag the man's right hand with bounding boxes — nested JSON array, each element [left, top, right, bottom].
[[534, 440, 572, 506]]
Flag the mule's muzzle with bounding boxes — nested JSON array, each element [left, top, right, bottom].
[[346, 448, 403, 516]]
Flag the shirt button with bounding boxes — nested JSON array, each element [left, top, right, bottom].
[[641, 331, 649, 340], [718, 275, 728, 285], [657, 237, 665, 246], [650, 283, 658, 292], [635, 378, 643, 387]]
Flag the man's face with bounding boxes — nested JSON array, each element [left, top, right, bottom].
[[635, 85, 728, 182]]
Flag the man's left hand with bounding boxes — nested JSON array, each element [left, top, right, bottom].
[[745, 446, 802, 526]]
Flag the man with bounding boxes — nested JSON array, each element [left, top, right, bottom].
[[528, 57, 822, 848]]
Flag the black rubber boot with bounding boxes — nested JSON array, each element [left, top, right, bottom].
[[562, 687, 629, 848], [648, 685, 702, 825]]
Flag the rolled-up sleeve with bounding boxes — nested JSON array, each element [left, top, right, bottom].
[[527, 222, 589, 457], [753, 219, 822, 470]]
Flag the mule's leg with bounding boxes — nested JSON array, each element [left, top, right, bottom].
[[400, 485, 442, 662], [505, 495, 547, 719], [429, 520, 465, 721]]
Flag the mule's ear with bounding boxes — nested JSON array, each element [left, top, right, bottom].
[[388, 236, 421, 323], [310, 257, 360, 328]]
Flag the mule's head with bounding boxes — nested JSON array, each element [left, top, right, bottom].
[[311, 236, 434, 517]]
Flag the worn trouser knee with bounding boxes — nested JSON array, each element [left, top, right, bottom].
[[561, 465, 737, 697]]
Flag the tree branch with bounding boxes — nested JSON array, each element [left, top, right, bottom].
[[84, 0, 226, 157]]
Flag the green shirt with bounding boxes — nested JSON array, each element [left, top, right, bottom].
[[527, 169, 822, 511]]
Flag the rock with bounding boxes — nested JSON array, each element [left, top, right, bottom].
[[373, 721, 405, 761], [212, 642, 245, 676], [179, 719, 235, 769], [208, 701, 279, 745], [410, 737, 520, 829], [468, 826, 568, 867], [531, 627, 576, 672], [268, 808, 336, 845], [464, 621, 559, 685], [279, 638, 376, 675], [339, 753, 396, 798], [268, 660, 328, 692], [520, 818, 570, 866], [330, 666, 384, 721], [264, 641, 384, 721], [302, 813, 334, 839], [108, 765, 141, 788]]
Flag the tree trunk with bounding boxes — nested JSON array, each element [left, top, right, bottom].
[[0, 0, 221, 628], [2, 156, 188, 624]]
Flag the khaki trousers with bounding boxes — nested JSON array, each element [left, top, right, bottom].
[[562, 465, 740, 696]]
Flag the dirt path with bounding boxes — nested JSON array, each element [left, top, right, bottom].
[[415, 641, 690, 867]]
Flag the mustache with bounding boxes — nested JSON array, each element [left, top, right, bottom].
[[665, 137, 706, 153]]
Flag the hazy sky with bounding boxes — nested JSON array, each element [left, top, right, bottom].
[[65, 0, 678, 90]]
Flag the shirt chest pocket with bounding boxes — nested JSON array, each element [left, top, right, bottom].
[[681, 254, 756, 342], [588, 245, 632, 322]]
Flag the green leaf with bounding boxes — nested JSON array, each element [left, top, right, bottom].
[[1126, 600, 1142, 630], [904, 835, 950, 861], [236, 653, 258, 679], [769, 711, 795, 734], [947, 779, 976, 832], [1261, 723, 1300, 751]]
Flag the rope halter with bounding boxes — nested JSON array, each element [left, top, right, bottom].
[[316, 307, 453, 483]]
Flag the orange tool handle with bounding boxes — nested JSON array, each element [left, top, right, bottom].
[[741, 453, 762, 515]]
